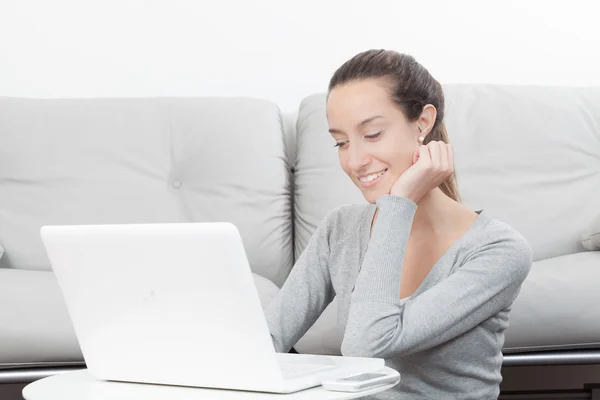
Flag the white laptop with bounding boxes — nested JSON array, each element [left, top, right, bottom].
[[40, 222, 384, 393]]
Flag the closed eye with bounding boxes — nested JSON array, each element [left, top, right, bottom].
[[334, 131, 381, 148], [365, 131, 382, 139]]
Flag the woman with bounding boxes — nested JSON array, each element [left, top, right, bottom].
[[266, 49, 532, 399]]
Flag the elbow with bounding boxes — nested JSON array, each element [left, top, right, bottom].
[[341, 302, 408, 359], [340, 326, 398, 359], [341, 333, 380, 358]]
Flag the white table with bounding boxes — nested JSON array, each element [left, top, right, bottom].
[[23, 368, 398, 400]]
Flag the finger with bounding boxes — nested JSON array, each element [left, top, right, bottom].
[[418, 145, 430, 165], [447, 143, 454, 173], [438, 141, 449, 171], [427, 141, 441, 169]]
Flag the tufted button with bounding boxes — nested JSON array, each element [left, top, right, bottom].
[[172, 180, 182, 189]]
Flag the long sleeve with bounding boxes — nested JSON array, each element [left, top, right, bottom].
[[265, 211, 336, 353], [341, 195, 532, 359]]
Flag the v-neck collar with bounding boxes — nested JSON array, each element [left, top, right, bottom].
[[358, 202, 490, 300]]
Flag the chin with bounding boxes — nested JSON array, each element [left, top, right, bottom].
[[360, 188, 390, 204], [350, 175, 393, 204]]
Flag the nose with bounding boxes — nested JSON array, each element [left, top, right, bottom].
[[346, 142, 371, 173]]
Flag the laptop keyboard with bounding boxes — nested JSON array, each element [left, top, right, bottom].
[[280, 362, 335, 379]]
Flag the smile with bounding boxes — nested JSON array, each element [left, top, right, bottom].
[[358, 169, 387, 186]]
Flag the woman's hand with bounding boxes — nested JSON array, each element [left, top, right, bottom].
[[390, 141, 454, 203]]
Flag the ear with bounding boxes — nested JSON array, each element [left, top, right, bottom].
[[417, 104, 437, 138]]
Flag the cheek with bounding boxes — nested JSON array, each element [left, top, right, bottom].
[[377, 143, 416, 180], [339, 152, 351, 175], [378, 144, 413, 168]]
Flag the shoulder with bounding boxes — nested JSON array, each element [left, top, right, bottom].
[[482, 217, 532, 260], [461, 213, 533, 281]]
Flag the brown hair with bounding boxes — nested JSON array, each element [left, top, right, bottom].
[[328, 49, 461, 203]]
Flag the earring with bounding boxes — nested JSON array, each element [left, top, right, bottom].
[[417, 126, 424, 143]]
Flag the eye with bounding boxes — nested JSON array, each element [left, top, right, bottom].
[[365, 131, 382, 140], [334, 141, 348, 149]]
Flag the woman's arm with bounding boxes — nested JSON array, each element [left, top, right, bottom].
[[341, 195, 532, 359], [265, 210, 336, 353]]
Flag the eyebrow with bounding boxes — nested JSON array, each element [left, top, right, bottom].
[[328, 115, 384, 134]]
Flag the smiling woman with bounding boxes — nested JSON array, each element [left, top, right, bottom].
[[266, 49, 532, 399], [326, 51, 460, 205]]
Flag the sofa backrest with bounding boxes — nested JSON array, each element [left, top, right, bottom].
[[0, 97, 293, 286], [2, 85, 599, 286], [294, 85, 600, 262]]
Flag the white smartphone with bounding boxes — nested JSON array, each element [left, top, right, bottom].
[[321, 369, 400, 392]]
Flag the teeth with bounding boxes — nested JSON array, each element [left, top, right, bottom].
[[359, 170, 385, 183]]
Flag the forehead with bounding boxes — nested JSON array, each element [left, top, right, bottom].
[[326, 78, 396, 125]]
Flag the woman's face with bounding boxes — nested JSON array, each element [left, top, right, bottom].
[[326, 78, 419, 204]]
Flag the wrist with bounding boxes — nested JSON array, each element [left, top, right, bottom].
[[390, 188, 423, 204], [375, 194, 418, 220]]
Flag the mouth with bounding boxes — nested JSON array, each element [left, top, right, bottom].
[[357, 169, 387, 188]]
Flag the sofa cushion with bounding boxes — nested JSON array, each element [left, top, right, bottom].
[[442, 85, 600, 262], [0, 97, 293, 286], [581, 215, 600, 251], [294, 86, 600, 263], [0, 269, 280, 364], [503, 251, 600, 352], [0, 269, 82, 364]]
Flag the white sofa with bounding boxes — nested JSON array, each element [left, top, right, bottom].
[[1, 84, 599, 385]]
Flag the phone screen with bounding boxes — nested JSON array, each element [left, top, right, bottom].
[[340, 372, 388, 382]]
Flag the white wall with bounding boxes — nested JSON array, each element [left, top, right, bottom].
[[1, 0, 599, 112]]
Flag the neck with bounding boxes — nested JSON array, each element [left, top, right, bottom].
[[411, 187, 458, 235], [371, 188, 461, 236]]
